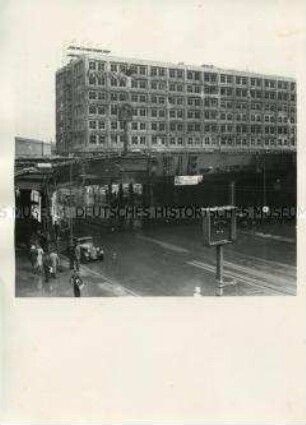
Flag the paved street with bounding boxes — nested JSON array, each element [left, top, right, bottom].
[[15, 221, 296, 297]]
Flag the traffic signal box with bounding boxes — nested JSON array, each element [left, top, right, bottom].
[[201, 206, 237, 247]]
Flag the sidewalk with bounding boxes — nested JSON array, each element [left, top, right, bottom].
[[238, 221, 296, 244], [15, 249, 122, 297]]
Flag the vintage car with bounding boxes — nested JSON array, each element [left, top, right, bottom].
[[76, 236, 104, 262]]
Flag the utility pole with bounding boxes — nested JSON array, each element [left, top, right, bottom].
[[263, 156, 267, 208], [229, 181, 235, 206], [69, 160, 74, 269], [216, 244, 224, 296]]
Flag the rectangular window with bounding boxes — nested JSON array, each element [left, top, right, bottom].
[[111, 106, 117, 115], [89, 134, 96, 143], [139, 66, 146, 75], [98, 121, 105, 130], [89, 61, 96, 70], [89, 75, 96, 85], [98, 135, 105, 144], [89, 121, 96, 129]]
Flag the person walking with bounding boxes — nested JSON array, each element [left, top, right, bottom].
[[43, 251, 52, 284], [36, 245, 44, 274], [74, 243, 81, 271], [29, 243, 38, 273], [49, 250, 60, 278], [70, 270, 84, 297]]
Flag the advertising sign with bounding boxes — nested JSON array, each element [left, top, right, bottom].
[[174, 175, 203, 186]]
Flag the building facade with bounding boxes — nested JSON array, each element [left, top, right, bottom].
[[56, 52, 297, 155]]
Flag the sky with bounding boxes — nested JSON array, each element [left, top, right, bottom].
[[1, 0, 305, 143]]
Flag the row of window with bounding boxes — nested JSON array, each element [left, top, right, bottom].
[[87, 61, 295, 90], [87, 90, 297, 110], [88, 119, 295, 134], [88, 104, 297, 125], [88, 132, 295, 147], [88, 75, 296, 100], [88, 91, 296, 105]]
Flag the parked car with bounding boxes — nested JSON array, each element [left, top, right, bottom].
[[76, 236, 104, 263]]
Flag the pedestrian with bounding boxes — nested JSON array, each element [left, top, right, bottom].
[[49, 250, 60, 278], [54, 220, 60, 241], [74, 243, 81, 271], [111, 251, 117, 264], [36, 245, 44, 273], [70, 270, 85, 297], [43, 251, 52, 284], [29, 243, 38, 273]]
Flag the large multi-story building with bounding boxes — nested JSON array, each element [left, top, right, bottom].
[[56, 48, 297, 155]]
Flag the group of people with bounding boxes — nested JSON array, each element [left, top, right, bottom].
[[28, 230, 87, 297], [29, 242, 61, 284]]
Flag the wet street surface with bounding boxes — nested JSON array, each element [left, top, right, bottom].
[[15, 222, 296, 297]]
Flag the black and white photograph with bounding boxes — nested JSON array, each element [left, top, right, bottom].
[[13, 1, 298, 298], [1, 0, 306, 423]]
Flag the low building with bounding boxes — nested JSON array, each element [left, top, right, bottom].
[[15, 137, 53, 158]]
